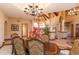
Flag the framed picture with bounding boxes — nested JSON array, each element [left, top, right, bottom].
[[11, 24, 19, 31]]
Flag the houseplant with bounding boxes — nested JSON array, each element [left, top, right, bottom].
[[43, 25, 50, 35]]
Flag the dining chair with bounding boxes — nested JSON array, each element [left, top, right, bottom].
[[11, 33, 18, 38], [22, 36, 28, 40], [45, 43, 60, 55], [23, 36, 29, 54], [11, 33, 19, 54], [12, 36, 27, 55], [22, 36, 28, 48], [41, 35, 49, 43], [28, 39, 45, 55], [70, 39, 79, 55]]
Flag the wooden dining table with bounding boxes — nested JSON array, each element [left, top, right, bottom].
[[49, 39, 72, 50], [23, 37, 72, 54]]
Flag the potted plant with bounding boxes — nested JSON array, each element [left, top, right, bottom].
[[43, 25, 50, 35]]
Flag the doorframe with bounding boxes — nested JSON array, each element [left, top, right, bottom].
[[75, 24, 79, 39], [71, 24, 74, 38], [21, 23, 28, 37]]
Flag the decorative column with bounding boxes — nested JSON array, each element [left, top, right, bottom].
[[62, 11, 65, 32], [62, 20, 65, 32], [61, 11, 66, 39], [49, 17, 56, 40], [73, 24, 76, 39]]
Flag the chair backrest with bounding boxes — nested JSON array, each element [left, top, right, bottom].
[[70, 39, 79, 55], [28, 39, 44, 55], [22, 36, 29, 53], [11, 33, 18, 38], [12, 36, 26, 55], [11, 33, 18, 54], [22, 36, 28, 40], [41, 35, 49, 42], [45, 43, 60, 55]]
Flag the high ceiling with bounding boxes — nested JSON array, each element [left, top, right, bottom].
[[0, 3, 79, 20]]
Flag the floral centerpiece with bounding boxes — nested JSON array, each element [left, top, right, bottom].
[[28, 27, 43, 40]]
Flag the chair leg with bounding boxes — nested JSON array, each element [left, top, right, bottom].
[[12, 48, 14, 55], [12, 46, 15, 55]]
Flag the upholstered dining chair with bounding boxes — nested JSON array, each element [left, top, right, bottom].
[[41, 35, 49, 43], [12, 36, 27, 55], [70, 39, 79, 55], [11, 33, 18, 39], [28, 39, 45, 55], [11, 33, 19, 54], [45, 43, 60, 55], [22, 36, 30, 54]]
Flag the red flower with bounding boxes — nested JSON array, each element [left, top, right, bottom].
[[28, 27, 43, 40]]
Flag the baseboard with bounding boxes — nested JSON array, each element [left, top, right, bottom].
[[4, 39, 11, 41], [4, 44, 12, 45], [0, 42, 4, 48]]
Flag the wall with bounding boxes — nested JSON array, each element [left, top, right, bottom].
[[0, 10, 7, 46], [66, 15, 79, 38], [5, 18, 32, 39]]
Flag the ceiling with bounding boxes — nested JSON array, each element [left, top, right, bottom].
[[0, 3, 79, 20]]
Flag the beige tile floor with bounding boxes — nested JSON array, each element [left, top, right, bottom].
[[0, 45, 12, 55]]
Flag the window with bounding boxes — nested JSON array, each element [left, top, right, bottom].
[[39, 23, 45, 28], [33, 22, 45, 28], [33, 23, 38, 28]]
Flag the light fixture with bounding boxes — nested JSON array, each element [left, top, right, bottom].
[[24, 3, 43, 16], [68, 8, 79, 16]]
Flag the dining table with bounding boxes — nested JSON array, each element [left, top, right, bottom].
[[49, 39, 72, 50]]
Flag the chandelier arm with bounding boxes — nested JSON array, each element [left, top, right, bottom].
[[24, 3, 43, 16]]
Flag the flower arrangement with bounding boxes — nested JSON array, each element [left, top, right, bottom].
[[28, 27, 43, 40]]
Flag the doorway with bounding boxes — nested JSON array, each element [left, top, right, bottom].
[[76, 24, 79, 38], [21, 23, 28, 37], [71, 24, 74, 38]]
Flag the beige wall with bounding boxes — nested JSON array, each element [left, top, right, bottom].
[[5, 18, 32, 39], [0, 10, 8, 46], [66, 15, 79, 38]]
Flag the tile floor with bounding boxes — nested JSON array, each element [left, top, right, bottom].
[[0, 45, 12, 55]]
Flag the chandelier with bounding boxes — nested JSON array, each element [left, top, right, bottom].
[[24, 3, 43, 16]]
